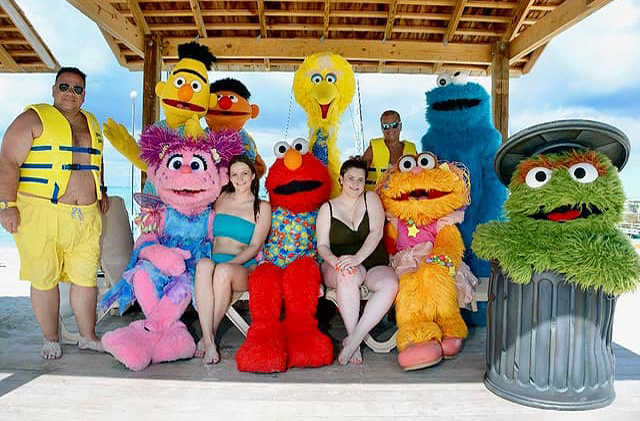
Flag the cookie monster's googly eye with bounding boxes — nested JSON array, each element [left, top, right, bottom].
[[436, 74, 451, 87], [569, 162, 599, 184], [311, 73, 323, 84], [451, 71, 469, 85], [273, 141, 290, 158], [229, 95, 239, 103], [291, 138, 309, 154], [399, 156, 417, 172], [173, 77, 186, 89], [525, 167, 552, 188], [167, 154, 184, 170], [326, 73, 337, 83], [190, 155, 207, 172], [190, 80, 202, 92], [416, 152, 437, 169]]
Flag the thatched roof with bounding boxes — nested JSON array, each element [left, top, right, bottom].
[[0, 0, 59, 72], [67, 0, 612, 76]]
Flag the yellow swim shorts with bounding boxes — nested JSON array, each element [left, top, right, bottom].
[[13, 194, 102, 290]]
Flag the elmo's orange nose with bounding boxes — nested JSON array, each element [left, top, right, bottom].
[[284, 149, 302, 170]]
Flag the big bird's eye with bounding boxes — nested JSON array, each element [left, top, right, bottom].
[[167, 154, 184, 170], [569, 162, 598, 183], [451, 71, 469, 85], [525, 167, 552, 188], [416, 152, 437, 169], [190, 155, 207, 171], [311, 73, 323, 84], [436, 74, 451, 87], [325, 73, 337, 83], [398, 156, 417, 172], [273, 141, 289, 158], [190, 80, 202, 92], [291, 138, 309, 154], [173, 77, 186, 88]]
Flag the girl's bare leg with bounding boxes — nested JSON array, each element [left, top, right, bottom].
[[194, 258, 215, 358]]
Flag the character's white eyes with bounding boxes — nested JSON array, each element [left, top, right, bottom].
[[416, 152, 437, 169], [167, 154, 184, 170], [569, 162, 598, 183], [173, 77, 186, 88], [436, 74, 451, 87], [190, 80, 202, 92], [216, 93, 223, 100], [229, 95, 239, 103], [273, 141, 290, 158], [399, 156, 417, 172], [525, 167, 552, 188], [190, 155, 207, 171], [325, 73, 337, 83], [451, 71, 469, 85], [291, 138, 309, 154], [311, 73, 323, 84]]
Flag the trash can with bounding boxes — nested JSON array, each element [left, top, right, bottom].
[[485, 262, 617, 410]]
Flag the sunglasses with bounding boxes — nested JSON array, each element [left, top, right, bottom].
[[57, 83, 84, 95], [381, 121, 400, 130]]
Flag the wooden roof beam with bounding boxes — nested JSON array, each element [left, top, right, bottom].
[[189, 0, 208, 38], [521, 43, 548, 74], [444, 0, 467, 43], [323, 0, 330, 39], [163, 37, 492, 65], [510, 0, 614, 64], [67, 0, 144, 57], [502, 0, 535, 42], [383, 0, 398, 41], [1, 0, 57, 69], [0, 43, 21, 71], [127, 0, 150, 35], [99, 27, 128, 67], [257, 0, 267, 38]]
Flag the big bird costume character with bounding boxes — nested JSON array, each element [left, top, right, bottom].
[[235, 138, 333, 373], [102, 42, 216, 172], [293, 52, 355, 197], [101, 129, 243, 371], [378, 152, 474, 370]]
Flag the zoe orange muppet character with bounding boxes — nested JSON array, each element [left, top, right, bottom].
[[378, 153, 473, 370]]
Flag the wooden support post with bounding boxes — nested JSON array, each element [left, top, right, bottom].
[[143, 34, 161, 127], [491, 41, 509, 143]]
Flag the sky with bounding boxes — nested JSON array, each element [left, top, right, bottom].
[[1, 0, 639, 203]]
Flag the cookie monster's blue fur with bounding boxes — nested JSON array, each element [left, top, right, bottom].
[[421, 82, 506, 277]]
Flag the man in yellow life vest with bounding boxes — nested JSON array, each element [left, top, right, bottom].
[[0, 67, 108, 360], [362, 110, 417, 190]]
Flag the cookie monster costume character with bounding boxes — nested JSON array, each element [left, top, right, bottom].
[[377, 153, 475, 370], [102, 42, 216, 172], [206, 77, 267, 179], [100, 129, 243, 371], [235, 138, 333, 373], [293, 52, 355, 197], [421, 73, 506, 278]]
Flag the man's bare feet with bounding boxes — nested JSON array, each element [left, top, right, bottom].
[[195, 338, 205, 358], [203, 343, 220, 365], [41, 340, 62, 360], [338, 337, 363, 365], [78, 336, 105, 353]]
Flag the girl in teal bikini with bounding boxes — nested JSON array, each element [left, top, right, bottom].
[[194, 155, 272, 364]]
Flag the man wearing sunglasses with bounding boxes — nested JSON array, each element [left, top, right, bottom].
[[362, 110, 417, 190], [0, 67, 108, 360]]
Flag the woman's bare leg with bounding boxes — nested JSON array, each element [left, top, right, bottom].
[[340, 265, 398, 365], [194, 258, 215, 359]]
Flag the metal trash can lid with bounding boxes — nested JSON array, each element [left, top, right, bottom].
[[494, 119, 630, 186]]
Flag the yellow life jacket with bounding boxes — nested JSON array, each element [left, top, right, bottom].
[[366, 138, 417, 190], [19, 104, 103, 203]]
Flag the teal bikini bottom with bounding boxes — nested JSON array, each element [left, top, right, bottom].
[[211, 253, 257, 268]]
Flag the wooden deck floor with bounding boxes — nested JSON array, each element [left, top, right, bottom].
[[1, 295, 639, 420]]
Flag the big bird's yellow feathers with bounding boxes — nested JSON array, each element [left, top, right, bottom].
[[293, 52, 355, 197]]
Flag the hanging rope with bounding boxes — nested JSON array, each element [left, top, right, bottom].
[[283, 91, 293, 141], [356, 76, 365, 154]]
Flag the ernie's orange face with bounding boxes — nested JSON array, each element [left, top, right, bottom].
[[205, 90, 259, 132]]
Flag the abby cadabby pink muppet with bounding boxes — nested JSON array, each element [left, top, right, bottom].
[[101, 127, 243, 371]]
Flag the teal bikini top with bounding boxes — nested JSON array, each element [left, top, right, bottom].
[[213, 213, 255, 245]]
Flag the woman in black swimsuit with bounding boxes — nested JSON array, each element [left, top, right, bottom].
[[317, 157, 398, 365]]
